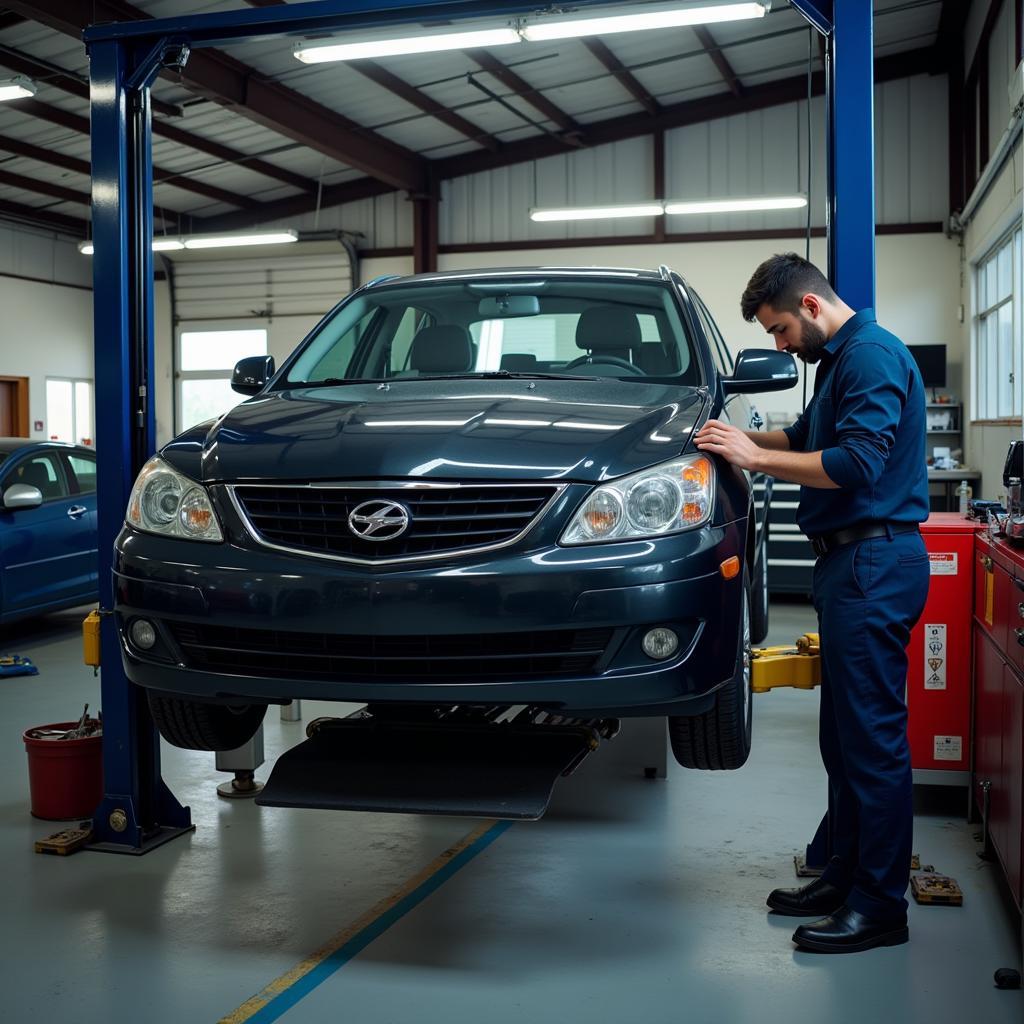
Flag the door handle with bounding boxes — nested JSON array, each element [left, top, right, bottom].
[[749, 411, 764, 430], [67, 505, 88, 519]]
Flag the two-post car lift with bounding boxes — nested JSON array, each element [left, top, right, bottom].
[[84, 0, 876, 853]]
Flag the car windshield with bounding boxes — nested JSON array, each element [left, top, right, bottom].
[[282, 276, 702, 386]]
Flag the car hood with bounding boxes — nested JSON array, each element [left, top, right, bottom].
[[163, 379, 711, 484]]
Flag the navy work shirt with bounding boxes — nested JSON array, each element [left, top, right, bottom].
[[781, 308, 929, 537]]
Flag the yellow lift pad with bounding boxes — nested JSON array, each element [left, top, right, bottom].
[[751, 633, 821, 693], [83, 609, 101, 668]]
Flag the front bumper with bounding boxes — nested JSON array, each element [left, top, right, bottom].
[[114, 519, 746, 716]]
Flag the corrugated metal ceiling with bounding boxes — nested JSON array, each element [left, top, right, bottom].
[[0, 0, 942, 234]]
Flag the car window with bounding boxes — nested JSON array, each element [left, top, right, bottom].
[[691, 292, 733, 374], [64, 453, 97, 495], [7, 452, 68, 501], [284, 278, 700, 385]]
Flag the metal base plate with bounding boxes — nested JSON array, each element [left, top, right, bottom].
[[217, 779, 264, 799], [794, 853, 824, 877], [86, 823, 196, 856], [256, 717, 602, 820]]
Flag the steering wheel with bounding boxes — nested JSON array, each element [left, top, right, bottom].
[[563, 354, 644, 375]]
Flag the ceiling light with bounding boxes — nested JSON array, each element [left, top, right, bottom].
[[530, 203, 665, 222], [295, 27, 520, 63], [522, 2, 769, 42], [79, 231, 297, 255], [0, 75, 36, 101], [182, 230, 298, 250], [664, 195, 807, 214]]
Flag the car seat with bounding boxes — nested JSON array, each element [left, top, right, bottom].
[[406, 325, 475, 374], [574, 306, 640, 365], [18, 461, 60, 500]]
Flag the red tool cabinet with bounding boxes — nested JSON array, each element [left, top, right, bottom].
[[906, 514, 981, 782]]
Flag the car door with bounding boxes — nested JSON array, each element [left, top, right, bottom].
[[0, 450, 92, 617], [60, 450, 99, 602]]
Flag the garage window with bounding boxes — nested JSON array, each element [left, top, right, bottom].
[[178, 328, 267, 432], [46, 378, 94, 446], [973, 226, 1023, 422]]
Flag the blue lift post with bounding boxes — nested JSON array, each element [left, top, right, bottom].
[[84, 0, 876, 854]]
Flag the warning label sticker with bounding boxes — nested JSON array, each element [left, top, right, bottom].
[[934, 735, 962, 762], [929, 552, 958, 575], [924, 624, 947, 690]]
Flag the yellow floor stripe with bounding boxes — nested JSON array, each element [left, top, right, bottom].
[[218, 819, 499, 1024]]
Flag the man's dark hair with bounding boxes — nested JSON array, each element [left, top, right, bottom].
[[740, 253, 837, 322]]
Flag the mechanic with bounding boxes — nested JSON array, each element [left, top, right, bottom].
[[694, 253, 930, 954]]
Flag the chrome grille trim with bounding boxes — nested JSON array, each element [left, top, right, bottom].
[[227, 481, 568, 565]]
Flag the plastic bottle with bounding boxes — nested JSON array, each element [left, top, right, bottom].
[[957, 480, 972, 516]]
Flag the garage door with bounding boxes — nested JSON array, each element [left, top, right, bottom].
[[174, 250, 353, 324]]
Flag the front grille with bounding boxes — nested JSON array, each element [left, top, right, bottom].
[[231, 483, 560, 562], [167, 622, 614, 682]]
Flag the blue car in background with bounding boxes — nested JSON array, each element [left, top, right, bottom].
[[0, 440, 98, 624]]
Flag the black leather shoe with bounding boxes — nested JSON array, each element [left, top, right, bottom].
[[792, 905, 909, 953], [766, 878, 847, 917]]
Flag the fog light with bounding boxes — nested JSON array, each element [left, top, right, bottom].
[[130, 619, 157, 650], [642, 627, 679, 660]]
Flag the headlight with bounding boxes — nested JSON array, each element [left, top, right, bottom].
[[126, 456, 223, 542], [560, 455, 714, 545]]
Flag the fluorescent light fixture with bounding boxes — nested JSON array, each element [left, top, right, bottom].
[[664, 195, 807, 215], [0, 75, 36, 101], [522, 2, 768, 42], [79, 231, 297, 255], [295, 27, 520, 63], [530, 203, 665, 222], [182, 230, 298, 250]]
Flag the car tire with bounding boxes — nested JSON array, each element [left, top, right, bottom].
[[668, 575, 752, 771], [147, 692, 267, 752], [749, 521, 770, 645]]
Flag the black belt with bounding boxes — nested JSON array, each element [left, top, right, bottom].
[[809, 521, 920, 559]]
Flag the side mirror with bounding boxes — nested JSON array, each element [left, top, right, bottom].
[[722, 349, 798, 394], [231, 355, 276, 396], [3, 483, 43, 509]]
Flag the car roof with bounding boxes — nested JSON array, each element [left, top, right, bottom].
[[365, 266, 674, 289], [0, 438, 94, 456]]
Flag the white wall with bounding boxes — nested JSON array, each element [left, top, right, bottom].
[[0, 267, 93, 442]]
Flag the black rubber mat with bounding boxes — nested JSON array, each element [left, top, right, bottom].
[[256, 718, 595, 820]]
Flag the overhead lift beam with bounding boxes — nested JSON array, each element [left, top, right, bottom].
[[84, 0, 876, 852]]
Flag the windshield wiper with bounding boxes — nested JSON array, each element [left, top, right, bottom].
[[285, 378, 388, 388], [409, 371, 601, 382]]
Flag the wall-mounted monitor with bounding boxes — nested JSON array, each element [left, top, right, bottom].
[[908, 344, 947, 390]]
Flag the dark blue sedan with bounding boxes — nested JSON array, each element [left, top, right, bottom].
[[0, 440, 97, 624]]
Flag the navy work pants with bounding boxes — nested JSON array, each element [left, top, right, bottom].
[[812, 528, 930, 920]]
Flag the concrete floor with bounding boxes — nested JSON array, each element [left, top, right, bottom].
[[1, 601, 1021, 1023]]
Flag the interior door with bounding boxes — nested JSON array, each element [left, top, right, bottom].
[[0, 451, 92, 617]]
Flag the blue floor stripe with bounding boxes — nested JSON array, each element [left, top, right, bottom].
[[245, 820, 514, 1023]]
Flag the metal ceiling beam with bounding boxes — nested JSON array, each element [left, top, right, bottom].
[[435, 46, 934, 180], [0, 44, 318, 192], [0, 43, 182, 118], [351, 59, 502, 152], [581, 38, 659, 115], [465, 49, 584, 140], [692, 26, 744, 98], [9, 97, 261, 209], [0, 165, 92, 206], [0, 196, 86, 234], [198, 174, 395, 233], [10, 0, 427, 192]]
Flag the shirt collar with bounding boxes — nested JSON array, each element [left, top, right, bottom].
[[824, 308, 876, 354]]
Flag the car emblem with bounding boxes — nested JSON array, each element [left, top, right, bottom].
[[347, 499, 410, 542]]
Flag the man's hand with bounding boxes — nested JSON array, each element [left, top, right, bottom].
[[694, 419, 764, 471]]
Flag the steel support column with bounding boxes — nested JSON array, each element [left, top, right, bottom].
[[88, 37, 191, 853]]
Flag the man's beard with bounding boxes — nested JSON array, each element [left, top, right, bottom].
[[795, 317, 829, 364]]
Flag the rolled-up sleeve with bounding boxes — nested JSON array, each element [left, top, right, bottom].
[[820, 343, 906, 489]]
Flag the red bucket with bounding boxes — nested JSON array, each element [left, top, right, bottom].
[[23, 721, 103, 820]]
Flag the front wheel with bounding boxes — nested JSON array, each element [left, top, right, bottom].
[[668, 577, 752, 770], [147, 692, 267, 751]]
